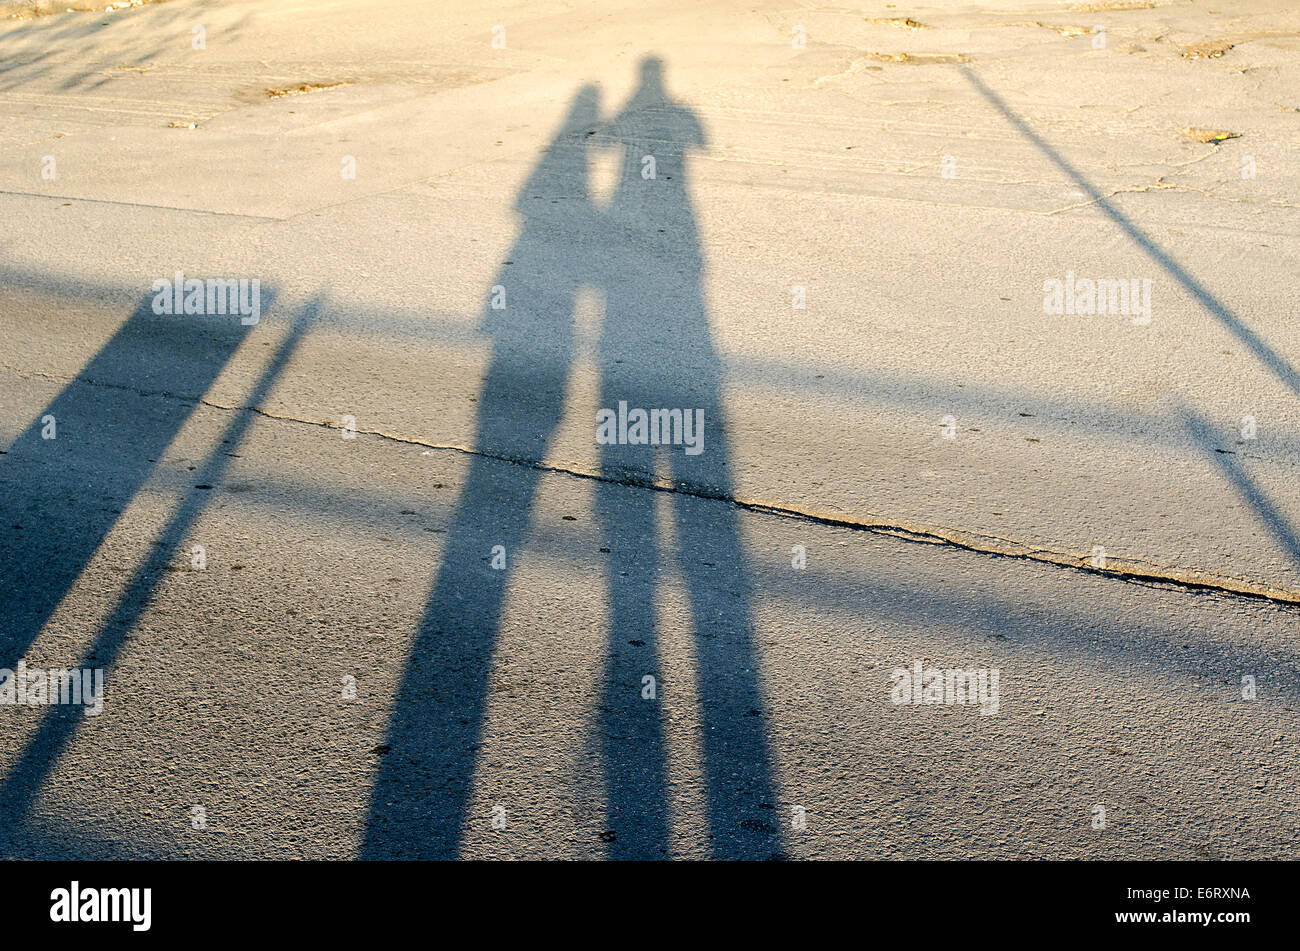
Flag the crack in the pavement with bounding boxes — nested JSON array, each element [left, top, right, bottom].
[[0, 189, 283, 220], [8, 364, 1300, 608], [1050, 178, 1300, 215]]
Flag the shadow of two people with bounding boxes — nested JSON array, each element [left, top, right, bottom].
[[363, 57, 785, 859]]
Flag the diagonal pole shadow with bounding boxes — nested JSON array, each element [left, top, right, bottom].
[[1180, 402, 1300, 567], [961, 67, 1300, 399], [964, 68, 1300, 581], [0, 293, 317, 831], [1, 293, 260, 674]]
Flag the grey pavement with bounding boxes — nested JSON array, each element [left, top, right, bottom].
[[1, 0, 1298, 859]]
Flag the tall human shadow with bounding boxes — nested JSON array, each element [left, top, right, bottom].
[[364, 62, 783, 859], [361, 87, 600, 858], [592, 57, 782, 859]]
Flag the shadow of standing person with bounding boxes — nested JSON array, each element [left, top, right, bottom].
[[594, 57, 784, 859], [362, 86, 601, 858]]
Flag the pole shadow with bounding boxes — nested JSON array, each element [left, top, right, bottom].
[[962, 66, 1300, 401], [0, 293, 313, 834], [0, 294, 258, 674], [963, 67, 1300, 577], [1180, 402, 1300, 568], [0, 290, 317, 835]]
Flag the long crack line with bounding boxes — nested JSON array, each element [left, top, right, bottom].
[[8, 363, 1300, 609]]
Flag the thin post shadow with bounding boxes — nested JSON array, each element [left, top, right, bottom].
[[0, 293, 259, 674], [963, 68, 1300, 575], [0, 293, 314, 832], [1180, 402, 1300, 567], [363, 59, 783, 859], [962, 67, 1300, 400]]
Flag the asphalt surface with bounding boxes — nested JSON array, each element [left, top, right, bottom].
[[1, 0, 1298, 858]]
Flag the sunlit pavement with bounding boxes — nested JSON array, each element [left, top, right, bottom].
[[1, 0, 1298, 858]]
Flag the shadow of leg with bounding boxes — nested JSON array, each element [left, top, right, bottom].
[[362, 369, 567, 859], [595, 453, 670, 859], [672, 412, 785, 860]]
